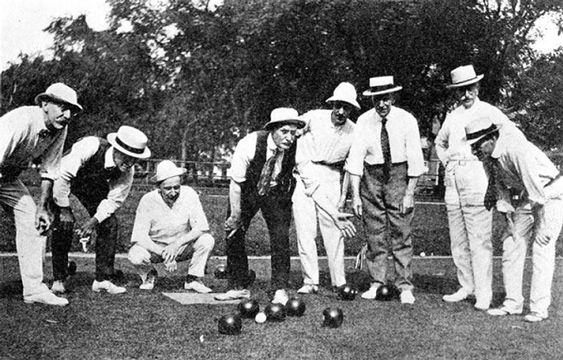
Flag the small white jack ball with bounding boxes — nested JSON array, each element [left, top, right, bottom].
[[255, 312, 267, 324], [420, 252, 426, 257]]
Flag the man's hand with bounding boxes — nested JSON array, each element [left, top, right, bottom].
[[35, 207, 53, 235], [336, 196, 347, 213], [59, 207, 75, 232], [351, 196, 362, 218], [225, 215, 242, 238], [161, 242, 181, 264], [76, 217, 99, 239], [535, 230, 551, 247], [332, 212, 356, 238], [164, 260, 177, 272], [400, 193, 415, 215]]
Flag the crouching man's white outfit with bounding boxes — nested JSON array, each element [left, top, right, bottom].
[[128, 185, 214, 291]]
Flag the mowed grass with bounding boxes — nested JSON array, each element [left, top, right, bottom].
[[3, 170, 562, 256], [1, 257, 563, 359]]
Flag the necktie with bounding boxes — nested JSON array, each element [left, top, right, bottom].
[[484, 158, 500, 210], [380, 116, 391, 182], [257, 148, 281, 196], [38, 129, 51, 138]]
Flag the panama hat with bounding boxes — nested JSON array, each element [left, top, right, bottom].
[[263, 107, 306, 131], [465, 117, 499, 145], [326, 82, 361, 110], [151, 160, 187, 183], [447, 65, 484, 89], [35, 83, 83, 113], [107, 126, 151, 159], [362, 76, 403, 96]]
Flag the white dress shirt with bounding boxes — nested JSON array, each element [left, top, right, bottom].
[[0, 106, 67, 181], [228, 132, 284, 184], [346, 106, 425, 177], [53, 136, 134, 223]]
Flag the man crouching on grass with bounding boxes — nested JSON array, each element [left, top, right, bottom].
[[128, 160, 214, 293]]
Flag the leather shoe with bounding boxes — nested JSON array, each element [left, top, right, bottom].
[[400, 290, 415, 304], [92, 280, 126, 294], [214, 289, 251, 301], [524, 312, 548, 323], [487, 306, 522, 316], [24, 291, 68, 306], [442, 289, 471, 303], [361, 284, 380, 300], [297, 284, 318, 294], [272, 289, 289, 305], [184, 280, 212, 293]]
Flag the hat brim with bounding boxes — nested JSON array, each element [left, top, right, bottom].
[[151, 168, 187, 183], [362, 86, 402, 97], [466, 127, 499, 145], [446, 74, 484, 89], [107, 133, 151, 159], [263, 119, 307, 131], [35, 93, 83, 113], [325, 97, 361, 110]]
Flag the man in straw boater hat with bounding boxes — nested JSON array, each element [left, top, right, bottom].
[[346, 76, 425, 304], [127, 160, 215, 292], [215, 107, 306, 304], [50, 125, 150, 295], [292, 82, 358, 295], [0, 83, 82, 306], [435, 65, 516, 310], [466, 118, 563, 322]]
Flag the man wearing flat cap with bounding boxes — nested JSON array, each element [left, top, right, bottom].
[[293, 82, 358, 295], [128, 160, 214, 293], [435, 65, 516, 310], [215, 107, 306, 303], [50, 125, 150, 295], [466, 118, 562, 322], [346, 76, 425, 304], [0, 83, 82, 306]]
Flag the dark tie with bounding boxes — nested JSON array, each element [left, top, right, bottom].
[[38, 129, 51, 138], [484, 158, 500, 210], [380, 116, 391, 182], [257, 148, 281, 196]]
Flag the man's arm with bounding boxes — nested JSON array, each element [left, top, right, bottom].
[[130, 195, 162, 254], [35, 179, 54, 234], [225, 180, 243, 236], [350, 173, 362, 218]]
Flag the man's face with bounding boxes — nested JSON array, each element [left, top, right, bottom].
[[471, 138, 495, 161], [113, 150, 137, 172], [455, 83, 479, 109], [372, 94, 394, 118], [42, 100, 75, 131], [330, 101, 353, 126], [159, 176, 181, 203], [271, 124, 299, 150]]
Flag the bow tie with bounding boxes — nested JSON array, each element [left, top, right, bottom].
[[38, 129, 52, 138]]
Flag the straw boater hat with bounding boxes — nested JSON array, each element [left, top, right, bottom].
[[362, 76, 403, 97], [465, 117, 499, 146], [35, 83, 83, 113], [107, 126, 151, 159], [325, 82, 361, 110], [447, 65, 484, 89], [151, 160, 187, 183], [263, 107, 306, 131]]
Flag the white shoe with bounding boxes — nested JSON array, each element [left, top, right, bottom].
[[361, 284, 380, 299], [139, 271, 156, 290], [442, 289, 470, 303], [92, 280, 126, 294], [24, 291, 68, 306], [524, 312, 548, 323], [474, 302, 490, 311], [297, 284, 318, 294], [272, 289, 289, 305], [184, 280, 212, 293], [214, 289, 251, 301], [487, 306, 522, 316], [400, 290, 415, 304], [51, 280, 66, 294]]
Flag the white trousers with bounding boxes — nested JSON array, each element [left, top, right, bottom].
[[128, 233, 214, 279], [292, 179, 346, 287], [501, 197, 563, 317], [0, 179, 50, 296], [444, 160, 493, 306]]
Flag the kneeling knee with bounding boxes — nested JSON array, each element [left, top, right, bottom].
[[198, 233, 215, 250]]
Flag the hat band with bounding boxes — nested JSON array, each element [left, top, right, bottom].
[[466, 124, 497, 141], [367, 84, 397, 93], [116, 137, 145, 154]]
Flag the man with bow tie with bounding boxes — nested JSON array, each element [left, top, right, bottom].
[[50, 125, 151, 295], [0, 83, 82, 306]]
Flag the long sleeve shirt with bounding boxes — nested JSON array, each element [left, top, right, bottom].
[[435, 98, 514, 164], [53, 137, 134, 223], [295, 109, 355, 196], [346, 106, 425, 177], [130, 186, 210, 246], [0, 106, 67, 181]]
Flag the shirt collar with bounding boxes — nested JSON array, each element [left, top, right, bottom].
[[491, 131, 504, 159], [105, 147, 117, 168]]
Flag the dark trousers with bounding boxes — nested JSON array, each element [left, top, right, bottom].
[[51, 189, 118, 282], [226, 187, 292, 291], [360, 162, 414, 291]]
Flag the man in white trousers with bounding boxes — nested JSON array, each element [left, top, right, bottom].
[[466, 118, 563, 322], [435, 65, 515, 310], [293, 82, 358, 294], [0, 83, 82, 306]]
